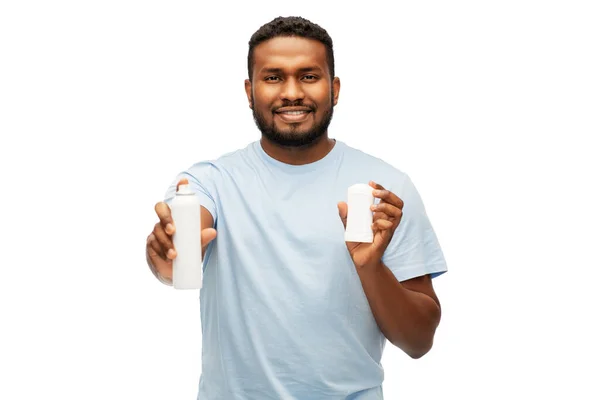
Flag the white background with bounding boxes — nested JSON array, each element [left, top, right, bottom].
[[1, 0, 599, 399]]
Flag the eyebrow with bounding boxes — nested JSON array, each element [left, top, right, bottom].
[[259, 66, 323, 75]]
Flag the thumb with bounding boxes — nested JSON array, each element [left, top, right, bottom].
[[201, 228, 217, 258], [337, 201, 348, 229]]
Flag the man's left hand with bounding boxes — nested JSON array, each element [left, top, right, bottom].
[[337, 181, 404, 270]]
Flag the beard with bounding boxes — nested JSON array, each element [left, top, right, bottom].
[[251, 95, 334, 148]]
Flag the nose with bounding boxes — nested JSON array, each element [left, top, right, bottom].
[[279, 79, 305, 102]]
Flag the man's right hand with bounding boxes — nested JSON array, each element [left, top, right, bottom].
[[146, 178, 217, 285]]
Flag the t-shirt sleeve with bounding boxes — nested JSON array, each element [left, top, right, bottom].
[[163, 161, 218, 227], [381, 174, 447, 282]]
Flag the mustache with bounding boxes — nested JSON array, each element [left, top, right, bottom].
[[272, 101, 316, 112]]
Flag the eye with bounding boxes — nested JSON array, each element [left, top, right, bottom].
[[302, 75, 318, 81], [265, 76, 281, 82]]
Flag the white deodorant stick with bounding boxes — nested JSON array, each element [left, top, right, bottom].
[[344, 183, 375, 243], [170, 184, 203, 290]]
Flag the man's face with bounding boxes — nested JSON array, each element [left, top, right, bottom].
[[245, 36, 340, 147]]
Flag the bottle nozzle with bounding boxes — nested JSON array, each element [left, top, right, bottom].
[[177, 184, 193, 194]]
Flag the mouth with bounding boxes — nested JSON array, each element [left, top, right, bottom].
[[274, 107, 313, 123]]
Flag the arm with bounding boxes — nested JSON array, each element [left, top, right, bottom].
[[338, 180, 444, 358], [357, 265, 441, 358]]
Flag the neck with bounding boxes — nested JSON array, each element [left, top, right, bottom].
[[260, 134, 336, 166]]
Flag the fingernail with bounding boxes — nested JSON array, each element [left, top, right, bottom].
[[166, 224, 174, 234], [167, 249, 176, 259], [373, 190, 382, 196]]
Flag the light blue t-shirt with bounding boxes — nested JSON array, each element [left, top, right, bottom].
[[164, 139, 447, 400]]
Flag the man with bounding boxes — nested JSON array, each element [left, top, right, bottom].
[[146, 16, 447, 399]]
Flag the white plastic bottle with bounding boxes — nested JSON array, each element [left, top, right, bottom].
[[344, 183, 375, 243], [170, 184, 203, 289]]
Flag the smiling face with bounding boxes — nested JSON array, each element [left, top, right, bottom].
[[245, 36, 340, 147]]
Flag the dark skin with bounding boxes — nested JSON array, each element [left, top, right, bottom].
[[245, 36, 339, 165], [148, 36, 441, 359], [338, 183, 441, 358]]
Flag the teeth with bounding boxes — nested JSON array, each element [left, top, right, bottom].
[[282, 111, 307, 115]]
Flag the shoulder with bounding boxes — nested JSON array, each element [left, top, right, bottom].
[[338, 140, 410, 186], [186, 141, 258, 176]]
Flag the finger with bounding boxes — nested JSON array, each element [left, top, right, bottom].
[[154, 202, 173, 228], [371, 202, 402, 221], [153, 222, 174, 256], [372, 187, 404, 210], [201, 228, 217, 258], [150, 234, 177, 262], [373, 219, 394, 231], [148, 234, 167, 260], [369, 181, 385, 190], [337, 201, 348, 229], [373, 211, 389, 223], [147, 244, 172, 281], [370, 202, 390, 220], [176, 178, 189, 191], [370, 181, 395, 207], [201, 228, 218, 249]]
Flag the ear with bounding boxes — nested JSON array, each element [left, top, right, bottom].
[[244, 79, 253, 109], [332, 77, 341, 106]]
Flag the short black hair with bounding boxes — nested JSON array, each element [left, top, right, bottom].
[[247, 16, 335, 82]]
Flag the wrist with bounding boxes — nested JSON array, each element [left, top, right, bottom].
[[356, 259, 385, 275]]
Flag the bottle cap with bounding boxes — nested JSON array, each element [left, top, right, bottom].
[[177, 184, 194, 195]]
